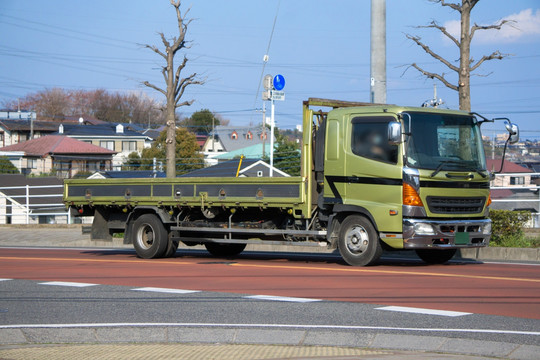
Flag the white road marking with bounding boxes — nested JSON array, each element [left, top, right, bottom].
[[131, 287, 200, 294], [0, 279, 13, 281], [244, 294, 321, 303], [375, 305, 472, 317], [39, 281, 97, 288], [0, 323, 537, 336]]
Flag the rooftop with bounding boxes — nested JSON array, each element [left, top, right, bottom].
[[0, 135, 117, 156]]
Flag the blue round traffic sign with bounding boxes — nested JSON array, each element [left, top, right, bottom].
[[273, 74, 285, 91]]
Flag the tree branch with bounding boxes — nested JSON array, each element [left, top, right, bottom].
[[470, 50, 509, 72], [406, 34, 459, 72], [410, 63, 458, 91], [143, 81, 167, 96], [174, 75, 205, 107], [430, 0, 462, 12], [471, 19, 513, 39], [159, 32, 171, 49], [143, 44, 166, 60], [174, 56, 188, 86], [417, 20, 460, 47]]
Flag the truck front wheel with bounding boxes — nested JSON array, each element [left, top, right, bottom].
[[338, 215, 382, 266], [415, 249, 457, 264], [132, 214, 168, 259], [205, 243, 246, 258]]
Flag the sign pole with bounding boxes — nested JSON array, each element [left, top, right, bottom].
[[270, 98, 275, 177]]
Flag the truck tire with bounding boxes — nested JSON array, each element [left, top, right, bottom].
[[415, 249, 457, 264], [338, 215, 382, 266], [132, 214, 168, 259], [163, 231, 179, 258], [205, 243, 246, 258]]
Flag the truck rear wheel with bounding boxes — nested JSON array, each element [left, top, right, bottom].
[[132, 214, 168, 259], [415, 249, 457, 264], [205, 243, 246, 258], [338, 215, 382, 266]]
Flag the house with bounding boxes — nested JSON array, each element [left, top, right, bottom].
[[0, 119, 59, 147], [55, 123, 150, 169], [0, 109, 36, 121], [60, 115, 107, 125], [202, 126, 270, 157], [486, 159, 532, 187], [181, 158, 289, 178], [87, 170, 166, 179], [0, 174, 66, 225], [212, 143, 271, 161], [0, 135, 116, 178]]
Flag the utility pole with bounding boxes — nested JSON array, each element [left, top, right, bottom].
[[370, 0, 386, 104], [261, 102, 266, 158]]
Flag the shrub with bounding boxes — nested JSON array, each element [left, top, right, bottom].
[[489, 209, 531, 246]]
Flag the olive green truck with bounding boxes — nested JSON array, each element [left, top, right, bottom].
[[63, 98, 518, 266]]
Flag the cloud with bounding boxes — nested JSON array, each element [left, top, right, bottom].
[[442, 8, 540, 44]]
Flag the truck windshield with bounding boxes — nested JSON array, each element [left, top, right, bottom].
[[404, 112, 486, 173]]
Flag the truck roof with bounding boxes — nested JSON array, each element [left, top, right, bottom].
[[304, 98, 471, 118]]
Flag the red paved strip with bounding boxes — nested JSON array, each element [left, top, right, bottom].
[[0, 248, 539, 319]]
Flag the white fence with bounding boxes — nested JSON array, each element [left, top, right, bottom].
[[0, 184, 70, 225]]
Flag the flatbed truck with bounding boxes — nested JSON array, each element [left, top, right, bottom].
[[63, 98, 518, 266]]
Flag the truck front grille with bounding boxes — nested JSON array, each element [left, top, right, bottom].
[[426, 196, 485, 214]]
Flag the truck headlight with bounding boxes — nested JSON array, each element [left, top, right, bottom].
[[414, 222, 436, 235], [483, 222, 492, 235]]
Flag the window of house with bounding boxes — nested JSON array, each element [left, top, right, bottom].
[[100, 141, 115, 150], [231, 131, 238, 140], [246, 131, 253, 140], [86, 162, 98, 172], [351, 118, 398, 164], [122, 141, 137, 152], [28, 158, 37, 169], [510, 176, 525, 185]]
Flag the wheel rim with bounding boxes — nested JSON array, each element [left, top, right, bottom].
[[345, 225, 369, 254], [136, 223, 155, 250]]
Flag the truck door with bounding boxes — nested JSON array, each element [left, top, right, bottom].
[[344, 115, 403, 233]]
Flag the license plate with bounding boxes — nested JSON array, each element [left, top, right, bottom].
[[455, 232, 470, 245]]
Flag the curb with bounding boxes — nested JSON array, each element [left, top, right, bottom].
[[1, 325, 539, 360]]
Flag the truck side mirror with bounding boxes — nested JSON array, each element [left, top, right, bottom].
[[506, 122, 519, 144], [388, 121, 402, 145]]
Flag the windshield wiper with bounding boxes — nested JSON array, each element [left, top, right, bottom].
[[430, 160, 466, 177]]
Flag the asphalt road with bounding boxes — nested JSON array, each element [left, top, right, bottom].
[[0, 247, 539, 349]]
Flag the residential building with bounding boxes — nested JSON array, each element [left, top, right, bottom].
[[0, 119, 58, 147], [56, 123, 149, 169], [0, 109, 36, 121], [202, 126, 270, 158], [87, 170, 166, 179], [181, 158, 289, 178], [0, 135, 116, 178], [486, 159, 532, 187]]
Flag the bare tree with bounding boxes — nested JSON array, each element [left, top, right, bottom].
[[406, 0, 511, 111], [143, 0, 204, 178]]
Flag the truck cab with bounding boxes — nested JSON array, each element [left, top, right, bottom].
[[308, 99, 516, 265]]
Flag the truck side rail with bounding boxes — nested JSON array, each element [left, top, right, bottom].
[[64, 176, 309, 217]]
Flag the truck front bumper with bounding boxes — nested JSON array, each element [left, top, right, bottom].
[[402, 218, 491, 249]]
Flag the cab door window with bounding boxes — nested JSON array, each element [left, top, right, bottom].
[[351, 118, 398, 164]]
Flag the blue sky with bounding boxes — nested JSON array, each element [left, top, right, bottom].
[[1, 0, 539, 138]]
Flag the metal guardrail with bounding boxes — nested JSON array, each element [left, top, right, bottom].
[[0, 184, 69, 224]]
